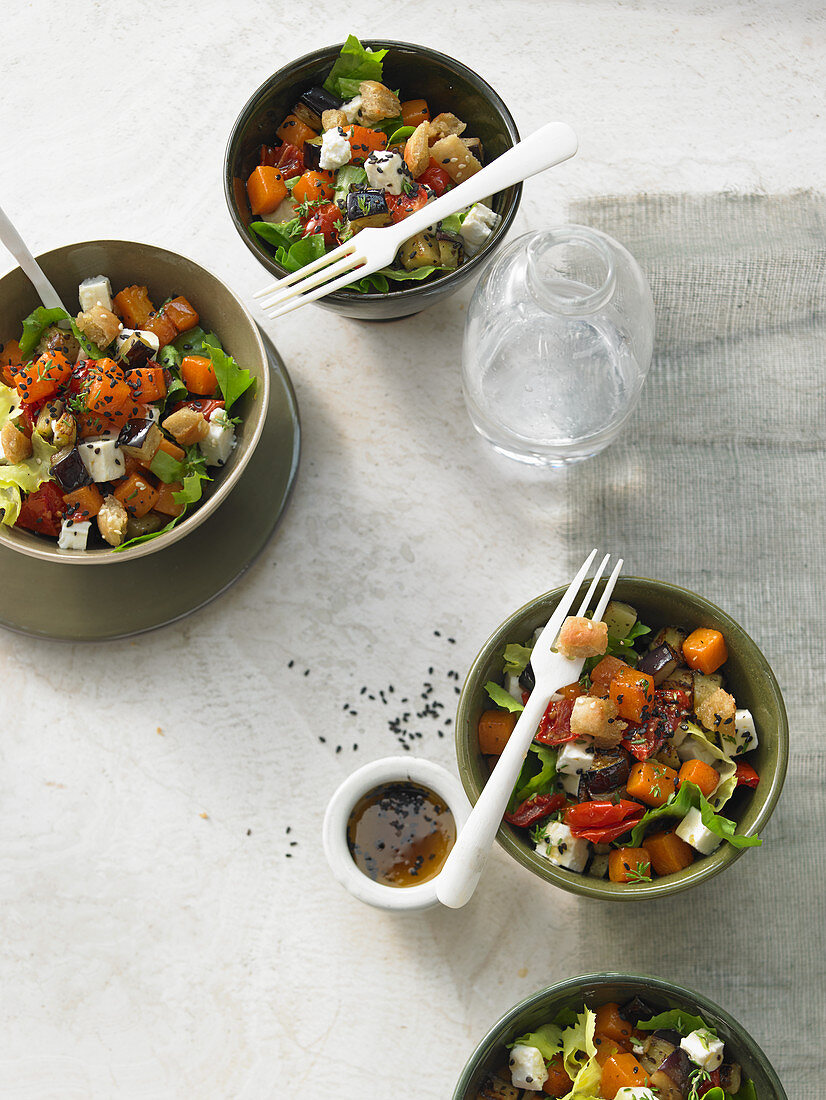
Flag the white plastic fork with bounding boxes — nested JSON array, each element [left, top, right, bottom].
[[254, 120, 578, 319], [0, 203, 68, 313], [436, 549, 624, 910]]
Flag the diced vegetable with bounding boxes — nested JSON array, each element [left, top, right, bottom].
[[609, 667, 655, 723], [603, 600, 637, 639], [62, 483, 103, 520], [590, 655, 630, 687], [608, 848, 651, 882], [344, 124, 387, 164], [180, 354, 218, 396], [276, 113, 318, 148], [0, 339, 22, 386], [594, 1004, 634, 1045], [117, 419, 162, 464], [113, 472, 159, 518], [50, 446, 92, 492], [154, 479, 184, 517], [683, 628, 728, 674], [600, 1052, 650, 1096], [637, 643, 679, 685], [85, 359, 131, 414], [641, 828, 695, 875], [540, 1052, 570, 1097], [15, 351, 72, 403], [113, 285, 155, 329], [247, 166, 288, 216], [297, 85, 343, 129], [478, 709, 518, 755], [15, 481, 65, 537], [125, 365, 166, 403], [678, 759, 720, 799], [399, 231, 442, 271], [292, 169, 336, 205], [627, 760, 679, 807], [400, 98, 429, 127], [143, 312, 178, 349], [163, 296, 199, 333], [345, 189, 392, 231]]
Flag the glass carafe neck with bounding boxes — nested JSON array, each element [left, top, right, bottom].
[[525, 226, 616, 315]]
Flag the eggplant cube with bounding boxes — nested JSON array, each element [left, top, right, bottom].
[[345, 189, 392, 232], [117, 418, 162, 463], [296, 85, 343, 130], [303, 138, 323, 171], [51, 445, 93, 492], [437, 238, 462, 269], [117, 329, 160, 368], [400, 231, 442, 271]]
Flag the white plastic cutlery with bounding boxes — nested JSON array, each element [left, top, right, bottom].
[[0, 203, 68, 313], [254, 120, 578, 318], [436, 550, 623, 910]]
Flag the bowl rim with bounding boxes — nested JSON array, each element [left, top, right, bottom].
[[0, 238, 270, 565], [223, 37, 523, 302], [322, 755, 470, 911], [451, 971, 789, 1099], [455, 576, 789, 901]]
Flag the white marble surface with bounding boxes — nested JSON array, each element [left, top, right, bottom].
[[0, 1, 823, 1096]]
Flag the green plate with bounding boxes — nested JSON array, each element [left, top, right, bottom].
[[0, 333, 299, 641]]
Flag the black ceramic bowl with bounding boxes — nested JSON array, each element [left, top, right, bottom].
[[224, 40, 522, 320], [453, 973, 788, 1099]]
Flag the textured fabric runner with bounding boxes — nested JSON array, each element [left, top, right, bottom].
[[564, 191, 826, 1097]]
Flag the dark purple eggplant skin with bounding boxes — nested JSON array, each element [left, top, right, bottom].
[[652, 1029, 683, 1046], [303, 140, 322, 170], [519, 662, 535, 693], [718, 1064, 742, 1092], [300, 85, 343, 116], [619, 996, 656, 1025], [583, 752, 631, 797], [657, 1047, 692, 1090], [117, 419, 155, 450], [121, 334, 152, 369], [50, 446, 92, 492], [638, 643, 679, 684]]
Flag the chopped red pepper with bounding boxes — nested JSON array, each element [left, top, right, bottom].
[[735, 761, 760, 788], [535, 698, 577, 746], [564, 799, 644, 843], [302, 202, 342, 247], [698, 1069, 722, 1095], [274, 142, 304, 178], [15, 481, 66, 538], [504, 792, 566, 828]]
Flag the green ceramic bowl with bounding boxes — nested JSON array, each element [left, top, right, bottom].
[[455, 577, 788, 900], [0, 240, 270, 565], [224, 40, 522, 320], [453, 973, 788, 1099]]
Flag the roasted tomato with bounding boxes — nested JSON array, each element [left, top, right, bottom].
[[302, 203, 342, 247], [416, 158, 452, 195], [386, 183, 430, 223], [274, 142, 304, 178], [15, 481, 66, 538], [534, 698, 577, 746]]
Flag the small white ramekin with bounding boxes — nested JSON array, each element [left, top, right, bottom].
[[322, 756, 471, 911]]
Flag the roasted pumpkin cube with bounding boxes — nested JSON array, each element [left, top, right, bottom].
[[400, 231, 441, 271], [154, 480, 185, 517], [144, 312, 178, 349], [113, 285, 155, 329], [113, 472, 160, 518], [163, 296, 199, 333]]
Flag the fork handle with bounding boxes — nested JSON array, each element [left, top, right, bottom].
[[436, 688, 552, 910], [0, 204, 66, 312], [391, 121, 578, 244]]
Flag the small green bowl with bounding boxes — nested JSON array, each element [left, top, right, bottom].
[[455, 577, 788, 900], [453, 973, 788, 1099]]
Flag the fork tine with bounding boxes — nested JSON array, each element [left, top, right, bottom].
[[252, 242, 358, 300], [592, 557, 624, 621], [258, 253, 364, 310], [266, 262, 368, 319], [576, 553, 610, 616]]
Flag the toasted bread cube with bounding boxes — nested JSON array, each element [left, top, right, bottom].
[[695, 686, 737, 735], [570, 696, 624, 747], [162, 407, 209, 446], [75, 304, 121, 349], [358, 80, 401, 125], [557, 616, 609, 659], [429, 111, 467, 140], [430, 134, 482, 183], [403, 120, 432, 178]]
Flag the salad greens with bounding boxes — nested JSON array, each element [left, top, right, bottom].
[[629, 781, 762, 849], [484, 680, 523, 712], [513, 743, 556, 807], [503, 643, 533, 675], [322, 34, 387, 100], [636, 1008, 714, 1036], [0, 382, 57, 526], [18, 304, 105, 360], [158, 328, 254, 411]]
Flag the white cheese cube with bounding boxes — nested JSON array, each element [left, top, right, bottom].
[[459, 202, 502, 256], [78, 439, 125, 482], [320, 127, 352, 170], [556, 739, 593, 776], [198, 408, 236, 468], [341, 95, 363, 123], [720, 708, 759, 757], [677, 734, 718, 765], [57, 518, 90, 550], [509, 1045, 547, 1091], [675, 807, 722, 855], [557, 771, 581, 796], [78, 275, 113, 312], [587, 851, 610, 878], [364, 150, 409, 195], [535, 822, 590, 872], [504, 673, 523, 705], [680, 1028, 725, 1072], [615, 1089, 658, 1100]]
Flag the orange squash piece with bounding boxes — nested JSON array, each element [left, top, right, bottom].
[[557, 681, 585, 701], [627, 760, 679, 807], [477, 710, 518, 755], [608, 848, 652, 883], [113, 285, 155, 329], [154, 480, 184, 518], [590, 655, 630, 687], [292, 169, 337, 205], [113, 472, 160, 518], [595, 1036, 623, 1066], [126, 365, 167, 403], [180, 354, 217, 396], [143, 312, 178, 349], [609, 666, 655, 723], [275, 113, 318, 148], [0, 338, 22, 386], [62, 484, 104, 520], [678, 759, 721, 799], [600, 1052, 650, 1097], [683, 627, 728, 674], [594, 1004, 634, 1045], [642, 828, 695, 876], [344, 125, 388, 164], [401, 99, 430, 127], [163, 296, 199, 333], [85, 360, 131, 414], [15, 350, 73, 404], [246, 165, 288, 216], [541, 1053, 571, 1097]]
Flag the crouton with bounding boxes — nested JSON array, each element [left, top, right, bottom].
[[75, 304, 121, 349], [429, 134, 482, 183], [162, 407, 209, 446], [358, 80, 401, 125], [557, 616, 609, 660], [97, 494, 128, 547], [429, 111, 467, 140], [570, 695, 624, 747], [695, 686, 737, 734], [321, 108, 348, 131], [404, 120, 431, 179]]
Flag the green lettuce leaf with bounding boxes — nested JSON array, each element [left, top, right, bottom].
[[201, 335, 254, 410], [115, 509, 187, 550], [503, 643, 533, 676], [149, 449, 185, 484], [628, 781, 761, 849], [115, 447, 209, 551], [636, 1008, 714, 1037], [514, 744, 557, 806], [18, 306, 69, 358], [347, 264, 447, 293], [0, 484, 22, 526], [484, 681, 523, 712], [250, 218, 303, 252], [387, 124, 415, 145], [0, 384, 59, 526], [333, 164, 368, 208], [323, 35, 387, 100], [273, 233, 327, 274], [509, 1021, 564, 1061], [439, 213, 464, 234], [560, 1010, 600, 1098]]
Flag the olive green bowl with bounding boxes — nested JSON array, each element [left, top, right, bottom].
[[224, 40, 522, 321], [0, 240, 270, 565], [455, 577, 788, 901], [453, 973, 788, 1099]]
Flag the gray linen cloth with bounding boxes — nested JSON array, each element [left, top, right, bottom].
[[562, 191, 826, 1097]]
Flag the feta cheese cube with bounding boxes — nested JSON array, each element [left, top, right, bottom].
[[675, 807, 722, 855], [615, 1089, 658, 1100], [535, 822, 590, 872], [78, 439, 125, 482], [509, 1045, 547, 1091], [320, 126, 352, 171], [459, 202, 502, 256], [364, 150, 409, 195], [341, 95, 363, 123], [557, 771, 582, 797], [198, 408, 236, 468], [680, 1028, 725, 1072], [556, 739, 593, 776], [78, 275, 113, 313], [57, 518, 90, 550], [676, 734, 718, 766], [504, 672, 523, 705], [720, 708, 759, 757]]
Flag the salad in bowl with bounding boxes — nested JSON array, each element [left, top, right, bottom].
[[0, 273, 255, 554]]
